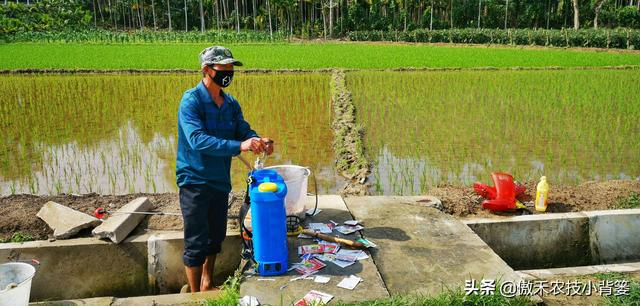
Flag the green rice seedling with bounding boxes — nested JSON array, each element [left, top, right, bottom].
[[0, 73, 337, 195], [2, 43, 640, 70], [349, 69, 640, 195]]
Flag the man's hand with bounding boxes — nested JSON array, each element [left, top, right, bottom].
[[261, 138, 274, 155], [240, 137, 265, 154]]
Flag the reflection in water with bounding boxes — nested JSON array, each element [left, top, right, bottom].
[[0, 122, 174, 194], [0, 73, 340, 195], [350, 70, 640, 195]]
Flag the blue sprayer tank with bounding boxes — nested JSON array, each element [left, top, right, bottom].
[[249, 169, 288, 276]]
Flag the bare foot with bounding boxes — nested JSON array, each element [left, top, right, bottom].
[[200, 284, 221, 292]]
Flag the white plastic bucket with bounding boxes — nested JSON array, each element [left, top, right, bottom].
[[265, 165, 310, 219], [0, 262, 36, 306]]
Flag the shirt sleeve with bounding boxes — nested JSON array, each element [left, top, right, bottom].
[[234, 100, 259, 141], [178, 94, 241, 156]]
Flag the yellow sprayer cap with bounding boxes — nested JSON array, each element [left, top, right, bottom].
[[258, 182, 278, 192]]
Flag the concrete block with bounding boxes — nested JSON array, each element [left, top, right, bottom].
[[585, 209, 640, 264], [147, 231, 242, 294], [1, 230, 242, 302], [0, 236, 149, 301], [36, 201, 101, 239], [465, 213, 591, 270], [93, 197, 152, 243]]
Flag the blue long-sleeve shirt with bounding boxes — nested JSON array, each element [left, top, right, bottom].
[[176, 81, 258, 192]]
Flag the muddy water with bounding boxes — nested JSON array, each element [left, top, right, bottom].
[[349, 70, 640, 195], [0, 73, 340, 195]]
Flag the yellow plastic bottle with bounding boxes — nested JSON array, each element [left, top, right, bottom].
[[535, 176, 549, 212]]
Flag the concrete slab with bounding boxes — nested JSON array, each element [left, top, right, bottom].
[[465, 212, 591, 269], [344, 196, 522, 297], [93, 197, 152, 243], [36, 201, 101, 239], [29, 292, 219, 306], [111, 291, 220, 306], [30, 297, 114, 306], [239, 195, 389, 305]]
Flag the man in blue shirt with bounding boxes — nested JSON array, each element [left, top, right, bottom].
[[176, 46, 273, 292]]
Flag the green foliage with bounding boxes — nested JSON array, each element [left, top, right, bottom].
[[0, 0, 91, 34], [601, 7, 640, 29], [205, 270, 242, 306], [617, 193, 640, 209], [0, 29, 286, 43], [0, 231, 35, 243], [593, 272, 640, 306], [348, 28, 640, 50], [2, 42, 640, 71]]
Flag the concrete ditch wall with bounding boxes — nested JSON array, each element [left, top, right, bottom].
[[0, 231, 241, 302], [464, 209, 640, 270], [585, 208, 640, 264]]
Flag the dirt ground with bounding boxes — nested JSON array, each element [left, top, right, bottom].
[[432, 179, 640, 218], [0, 191, 245, 241], [0, 179, 638, 241]]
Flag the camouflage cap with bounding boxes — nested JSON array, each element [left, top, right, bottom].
[[199, 46, 243, 67]]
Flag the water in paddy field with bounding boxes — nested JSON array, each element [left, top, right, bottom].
[[348, 70, 640, 195], [0, 73, 340, 195]]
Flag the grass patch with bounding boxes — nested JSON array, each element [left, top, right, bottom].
[[1, 43, 640, 70], [0, 231, 35, 243], [593, 272, 640, 306], [616, 193, 640, 209], [205, 270, 242, 306], [337, 288, 534, 306]]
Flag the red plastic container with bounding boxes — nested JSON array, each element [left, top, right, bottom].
[[480, 172, 517, 212]]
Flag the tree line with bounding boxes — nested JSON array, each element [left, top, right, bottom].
[[1, 0, 639, 37]]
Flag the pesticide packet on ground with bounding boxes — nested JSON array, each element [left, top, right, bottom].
[[319, 242, 340, 254], [308, 223, 332, 234], [294, 290, 334, 306], [337, 275, 362, 290], [334, 225, 364, 234], [344, 220, 360, 226], [314, 275, 331, 284], [314, 253, 336, 262], [336, 249, 365, 262], [356, 251, 369, 261], [356, 238, 377, 248], [298, 244, 324, 255], [332, 259, 355, 268], [239, 295, 260, 306], [295, 258, 326, 275]]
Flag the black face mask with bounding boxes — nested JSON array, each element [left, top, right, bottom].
[[209, 69, 234, 88]]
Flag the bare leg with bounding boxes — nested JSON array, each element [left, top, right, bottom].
[[200, 254, 218, 291], [185, 265, 202, 293]]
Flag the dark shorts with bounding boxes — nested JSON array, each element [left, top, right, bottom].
[[179, 184, 229, 267]]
